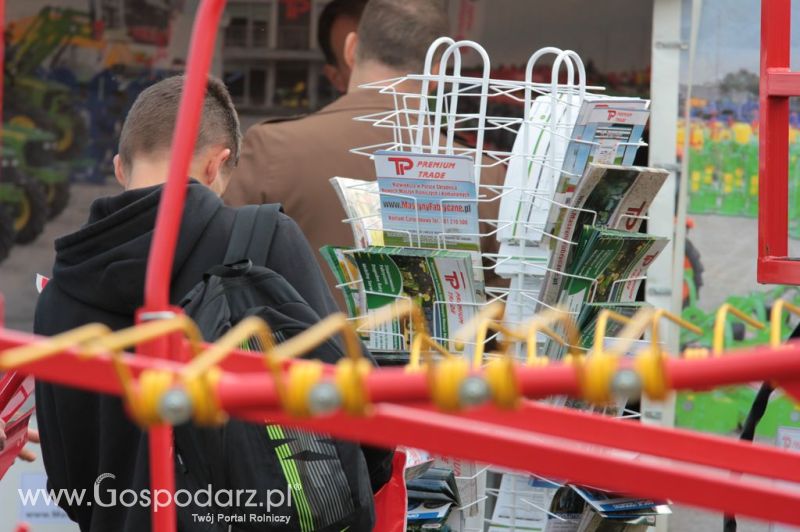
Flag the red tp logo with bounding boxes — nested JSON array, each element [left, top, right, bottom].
[[607, 109, 618, 121], [388, 156, 414, 176]]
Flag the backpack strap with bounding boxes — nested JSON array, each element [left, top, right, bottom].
[[223, 204, 282, 267]]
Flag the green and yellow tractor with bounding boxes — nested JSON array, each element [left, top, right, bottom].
[[5, 7, 93, 159], [0, 145, 48, 246], [3, 122, 70, 220]]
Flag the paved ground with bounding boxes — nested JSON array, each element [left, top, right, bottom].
[[0, 184, 789, 531], [689, 213, 800, 312]]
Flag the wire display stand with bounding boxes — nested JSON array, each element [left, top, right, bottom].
[[337, 39, 653, 530], [340, 39, 650, 355]]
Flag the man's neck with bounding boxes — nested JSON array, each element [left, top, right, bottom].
[[124, 158, 202, 190], [347, 62, 418, 92]]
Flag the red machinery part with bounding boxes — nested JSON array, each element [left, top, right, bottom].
[[758, 0, 800, 283], [140, 0, 228, 529], [4, 0, 800, 528], [7, 322, 800, 523]]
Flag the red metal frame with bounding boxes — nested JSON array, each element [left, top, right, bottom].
[[4, 0, 800, 528], [758, 0, 800, 283], [139, 1, 227, 529], [6, 325, 800, 524]]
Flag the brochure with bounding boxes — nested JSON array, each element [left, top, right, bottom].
[[407, 501, 453, 529], [496, 97, 649, 286], [540, 164, 668, 306], [322, 246, 481, 352], [499, 92, 582, 244], [329, 176, 383, 248], [543, 485, 587, 532], [490, 473, 559, 532], [434, 455, 485, 518], [557, 227, 668, 317], [374, 150, 480, 251], [320, 246, 367, 320], [406, 467, 460, 505], [576, 303, 646, 349], [555, 101, 650, 200], [570, 485, 669, 516]]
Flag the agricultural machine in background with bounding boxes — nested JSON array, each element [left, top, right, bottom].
[[3, 6, 96, 220], [0, 144, 47, 244]]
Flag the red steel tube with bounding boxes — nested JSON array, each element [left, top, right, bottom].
[[231, 398, 800, 485], [0, 328, 185, 394], [416, 401, 800, 485], [238, 404, 800, 526], [143, 0, 227, 310], [666, 340, 800, 389], [139, 0, 227, 529], [757, 0, 793, 283]]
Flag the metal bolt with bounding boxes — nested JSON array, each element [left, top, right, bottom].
[[308, 382, 342, 415], [610, 369, 642, 401], [459, 376, 490, 407], [158, 388, 193, 425]]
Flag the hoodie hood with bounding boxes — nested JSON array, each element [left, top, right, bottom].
[[52, 181, 223, 315]]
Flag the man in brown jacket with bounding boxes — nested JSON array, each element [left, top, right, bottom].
[[225, 0, 505, 308]]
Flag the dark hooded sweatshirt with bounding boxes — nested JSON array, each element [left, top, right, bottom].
[[33, 182, 390, 531]]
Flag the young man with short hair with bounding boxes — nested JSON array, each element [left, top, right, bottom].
[[34, 75, 385, 531]]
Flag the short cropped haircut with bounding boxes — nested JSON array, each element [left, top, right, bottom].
[[355, 0, 449, 73], [118, 75, 241, 175], [317, 0, 368, 65]]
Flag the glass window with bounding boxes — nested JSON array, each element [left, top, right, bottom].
[[224, 70, 246, 104], [278, 0, 311, 50], [225, 17, 248, 47], [275, 61, 309, 108], [251, 3, 271, 47], [249, 69, 267, 107]]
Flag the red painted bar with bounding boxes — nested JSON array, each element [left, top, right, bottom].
[[758, 0, 792, 282], [765, 69, 800, 97], [756, 258, 800, 286], [447, 402, 800, 484], [665, 340, 800, 389], [235, 404, 800, 526]]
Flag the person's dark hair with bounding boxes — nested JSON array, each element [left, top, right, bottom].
[[118, 75, 241, 175], [355, 0, 449, 73], [317, 0, 368, 66]]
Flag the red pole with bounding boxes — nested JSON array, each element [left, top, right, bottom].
[[0, 0, 5, 179], [143, 0, 228, 309], [139, 1, 227, 530], [758, 0, 796, 283]]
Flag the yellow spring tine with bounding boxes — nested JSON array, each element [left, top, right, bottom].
[[182, 316, 275, 380], [651, 309, 703, 355], [523, 307, 581, 362], [712, 304, 765, 356], [271, 313, 361, 361], [597, 307, 655, 357], [85, 315, 203, 359], [0, 323, 111, 369], [770, 299, 800, 348]]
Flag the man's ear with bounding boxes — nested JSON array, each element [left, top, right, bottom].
[[344, 31, 357, 70], [323, 64, 347, 94], [204, 147, 232, 189], [113, 154, 127, 188]]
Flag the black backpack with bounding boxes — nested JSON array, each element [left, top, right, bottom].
[[173, 204, 379, 531]]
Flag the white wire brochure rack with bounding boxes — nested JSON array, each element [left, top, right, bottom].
[[328, 38, 664, 531], [337, 38, 655, 349]]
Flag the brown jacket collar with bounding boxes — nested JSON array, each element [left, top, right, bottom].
[[315, 87, 398, 116]]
